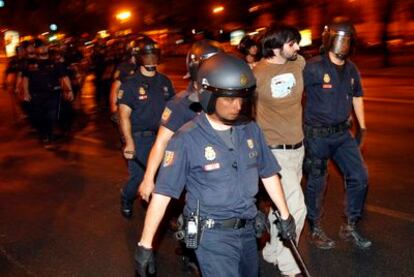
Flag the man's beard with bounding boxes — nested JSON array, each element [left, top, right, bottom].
[[281, 50, 298, 61]]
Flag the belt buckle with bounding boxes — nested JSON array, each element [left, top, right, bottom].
[[205, 218, 215, 229]]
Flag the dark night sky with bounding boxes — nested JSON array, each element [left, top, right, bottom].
[[0, 0, 297, 36]]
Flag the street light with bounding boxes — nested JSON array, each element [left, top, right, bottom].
[[212, 5, 224, 14], [116, 10, 131, 22]]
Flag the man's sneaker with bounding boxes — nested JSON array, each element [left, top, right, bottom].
[[339, 222, 372, 249], [309, 226, 336, 249], [120, 191, 133, 219]]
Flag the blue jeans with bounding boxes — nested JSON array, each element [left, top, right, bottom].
[[122, 133, 155, 201], [195, 224, 258, 277], [305, 130, 368, 222]]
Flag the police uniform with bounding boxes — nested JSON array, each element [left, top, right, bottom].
[[118, 71, 175, 202], [155, 113, 280, 276], [303, 53, 368, 224], [160, 83, 200, 132], [22, 58, 66, 140]]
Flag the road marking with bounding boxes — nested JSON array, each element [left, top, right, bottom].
[[0, 245, 37, 276], [364, 97, 414, 105], [365, 204, 414, 223]]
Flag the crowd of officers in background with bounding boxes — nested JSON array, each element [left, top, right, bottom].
[[2, 35, 144, 147], [3, 33, 265, 148]]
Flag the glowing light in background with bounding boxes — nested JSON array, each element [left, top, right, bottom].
[[299, 29, 312, 47], [50, 24, 58, 31], [212, 5, 224, 14], [116, 11, 132, 21]]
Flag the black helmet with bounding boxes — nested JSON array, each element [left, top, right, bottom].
[[186, 39, 222, 81], [197, 52, 256, 116], [322, 20, 356, 59], [131, 36, 160, 71]]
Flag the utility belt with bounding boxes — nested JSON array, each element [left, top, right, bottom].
[[175, 213, 265, 249], [133, 130, 157, 137], [304, 121, 350, 138], [202, 217, 253, 230]]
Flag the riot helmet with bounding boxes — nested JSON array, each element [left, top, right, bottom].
[[186, 39, 222, 81], [197, 52, 256, 123], [322, 21, 356, 59], [131, 36, 160, 71]]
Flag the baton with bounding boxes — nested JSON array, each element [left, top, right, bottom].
[[273, 209, 312, 277]]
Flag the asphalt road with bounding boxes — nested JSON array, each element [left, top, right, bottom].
[[0, 55, 413, 277]]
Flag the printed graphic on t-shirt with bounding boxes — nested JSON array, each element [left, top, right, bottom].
[[270, 73, 296, 98]]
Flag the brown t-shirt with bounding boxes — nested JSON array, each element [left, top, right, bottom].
[[253, 55, 305, 145]]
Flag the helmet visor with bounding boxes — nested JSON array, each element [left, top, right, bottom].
[[331, 31, 351, 57]]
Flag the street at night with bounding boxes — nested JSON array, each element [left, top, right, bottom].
[[1, 1, 414, 276], [0, 54, 413, 276]]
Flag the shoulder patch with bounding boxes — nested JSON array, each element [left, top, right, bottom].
[[161, 107, 172, 123], [162, 151, 175, 167], [117, 89, 124, 99]]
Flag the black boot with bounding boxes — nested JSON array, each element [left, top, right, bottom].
[[120, 190, 134, 219], [339, 220, 372, 249], [308, 220, 336, 249]]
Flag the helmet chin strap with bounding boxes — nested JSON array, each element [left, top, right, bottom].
[[144, 65, 157, 71], [335, 53, 346, 60]]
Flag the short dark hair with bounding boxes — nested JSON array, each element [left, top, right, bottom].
[[261, 24, 301, 58]]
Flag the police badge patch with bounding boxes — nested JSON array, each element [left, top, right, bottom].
[[240, 74, 248, 86], [138, 86, 148, 100], [117, 89, 124, 99], [204, 146, 216, 161], [323, 73, 330, 83], [247, 139, 254, 149], [161, 107, 172, 122], [163, 151, 175, 167], [139, 87, 146, 95]]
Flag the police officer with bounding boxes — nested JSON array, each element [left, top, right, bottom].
[[22, 39, 73, 147], [109, 37, 142, 117], [118, 37, 175, 219], [303, 21, 372, 249], [137, 39, 221, 275], [134, 53, 296, 277], [138, 39, 222, 201]]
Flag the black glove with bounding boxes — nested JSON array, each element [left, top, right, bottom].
[[254, 211, 270, 238], [355, 128, 366, 146], [135, 244, 156, 277], [275, 214, 296, 241]]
